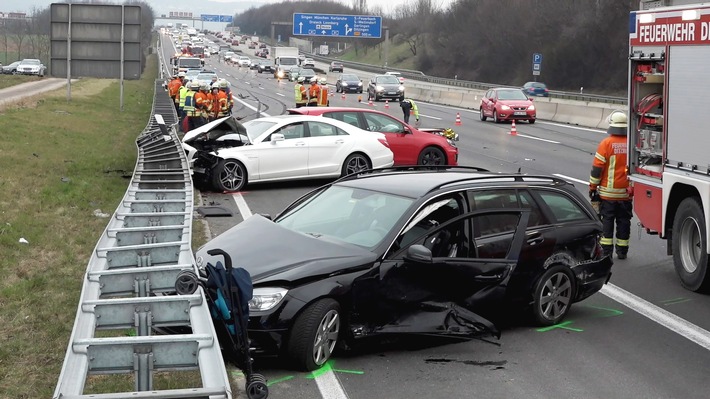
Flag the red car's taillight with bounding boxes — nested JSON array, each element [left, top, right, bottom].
[[378, 138, 390, 148]]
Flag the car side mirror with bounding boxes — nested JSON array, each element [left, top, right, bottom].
[[271, 133, 285, 142], [404, 244, 433, 264], [528, 97, 534, 101]]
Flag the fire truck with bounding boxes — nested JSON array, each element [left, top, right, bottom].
[[629, 0, 710, 292]]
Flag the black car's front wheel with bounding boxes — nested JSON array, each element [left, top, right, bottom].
[[212, 159, 247, 192], [532, 265, 575, 326], [287, 299, 341, 371]]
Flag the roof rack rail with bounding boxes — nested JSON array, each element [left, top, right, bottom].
[[336, 165, 492, 182]]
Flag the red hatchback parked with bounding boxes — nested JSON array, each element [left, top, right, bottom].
[[289, 107, 458, 166], [479, 88, 536, 124]]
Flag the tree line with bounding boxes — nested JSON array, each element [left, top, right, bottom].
[[234, 0, 637, 94]]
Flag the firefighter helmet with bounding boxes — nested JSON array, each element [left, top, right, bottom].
[[218, 79, 229, 89], [310, 77, 318, 84], [319, 78, 327, 85], [200, 83, 210, 91], [297, 76, 305, 83], [607, 110, 628, 136], [177, 72, 186, 78], [189, 81, 200, 90]]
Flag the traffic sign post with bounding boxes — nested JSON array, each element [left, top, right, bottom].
[[532, 52, 543, 79], [292, 13, 382, 38]]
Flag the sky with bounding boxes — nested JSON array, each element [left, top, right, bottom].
[[1, 0, 454, 15]]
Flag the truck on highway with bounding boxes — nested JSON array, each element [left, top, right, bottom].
[[628, 0, 710, 292], [272, 47, 300, 79]]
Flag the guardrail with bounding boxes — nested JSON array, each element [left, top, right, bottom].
[[53, 62, 232, 399]]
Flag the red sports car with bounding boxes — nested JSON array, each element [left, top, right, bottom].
[[288, 107, 458, 166], [479, 88, 536, 124]]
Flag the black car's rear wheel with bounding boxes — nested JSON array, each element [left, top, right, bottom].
[[287, 299, 341, 371], [532, 265, 575, 326], [418, 146, 446, 166], [212, 159, 247, 192]]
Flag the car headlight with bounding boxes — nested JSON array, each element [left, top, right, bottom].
[[528, 105, 536, 110], [398, 85, 404, 91], [500, 105, 511, 111], [342, 82, 348, 86], [277, 71, 284, 78], [447, 138, 457, 147], [358, 82, 362, 86], [249, 287, 288, 312], [376, 85, 384, 92]]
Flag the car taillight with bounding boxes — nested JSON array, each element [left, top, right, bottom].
[[377, 138, 390, 148]]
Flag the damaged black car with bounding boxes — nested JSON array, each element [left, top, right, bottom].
[[195, 167, 613, 371]]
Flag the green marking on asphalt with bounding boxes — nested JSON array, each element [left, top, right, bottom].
[[536, 320, 584, 332], [585, 305, 624, 317], [661, 297, 691, 306], [306, 360, 365, 379], [267, 375, 295, 386]]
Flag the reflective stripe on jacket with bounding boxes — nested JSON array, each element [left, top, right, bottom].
[[318, 85, 329, 106], [178, 86, 189, 109], [590, 134, 629, 200]]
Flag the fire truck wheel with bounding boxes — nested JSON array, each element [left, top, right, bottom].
[[673, 197, 710, 293]]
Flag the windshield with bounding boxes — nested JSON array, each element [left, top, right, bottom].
[[280, 58, 299, 66], [276, 186, 414, 249], [22, 59, 41, 65], [300, 69, 315, 76], [342, 74, 359, 81], [242, 120, 277, 141], [179, 58, 202, 68], [196, 73, 216, 81], [497, 89, 529, 100], [377, 76, 401, 85]]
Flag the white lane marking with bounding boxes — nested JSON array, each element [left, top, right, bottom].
[[232, 95, 270, 117], [543, 121, 606, 134], [553, 173, 587, 185], [515, 134, 560, 144], [231, 193, 252, 219], [419, 114, 441, 120], [276, 92, 285, 97], [601, 284, 710, 351], [230, 192, 351, 399], [314, 371, 350, 399]]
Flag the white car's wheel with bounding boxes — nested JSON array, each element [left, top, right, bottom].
[[212, 159, 247, 192], [341, 153, 371, 176]]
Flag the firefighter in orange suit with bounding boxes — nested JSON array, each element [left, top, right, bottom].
[[317, 78, 329, 106], [589, 110, 632, 259], [209, 84, 219, 120], [169, 72, 185, 113], [217, 80, 230, 117], [307, 77, 321, 106], [194, 83, 210, 128]]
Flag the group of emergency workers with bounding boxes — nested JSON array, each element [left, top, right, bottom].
[[294, 76, 329, 107], [167, 71, 234, 132]]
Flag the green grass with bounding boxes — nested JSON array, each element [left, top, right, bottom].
[[0, 75, 45, 90], [0, 48, 241, 397]]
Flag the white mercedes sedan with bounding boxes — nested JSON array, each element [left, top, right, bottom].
[[182, 115, 394, 192]]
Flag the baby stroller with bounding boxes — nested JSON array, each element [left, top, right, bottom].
[[175, 249, 268, 399]]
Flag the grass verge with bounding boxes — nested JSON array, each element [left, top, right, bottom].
[[0, 75, 43, 90], [0, 51, 243, 397]]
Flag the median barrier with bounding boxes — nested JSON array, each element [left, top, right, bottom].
[[534, 102, 558, 121], [553, 103, 605, 128], [439, 91, 465, 107]]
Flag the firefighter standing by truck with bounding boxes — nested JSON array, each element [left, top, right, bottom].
[[168, 72, 185, 113], [307, 77, 321, 107], [589, 110, 633, 259]]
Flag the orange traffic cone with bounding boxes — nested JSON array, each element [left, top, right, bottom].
[[510, 120, 518, 136], [455, 112, 462, 126], [357, 95, 362, 103], [341, 92, 346, 100], [385, 99, 389, 109], [368, 98, 373, 106]]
